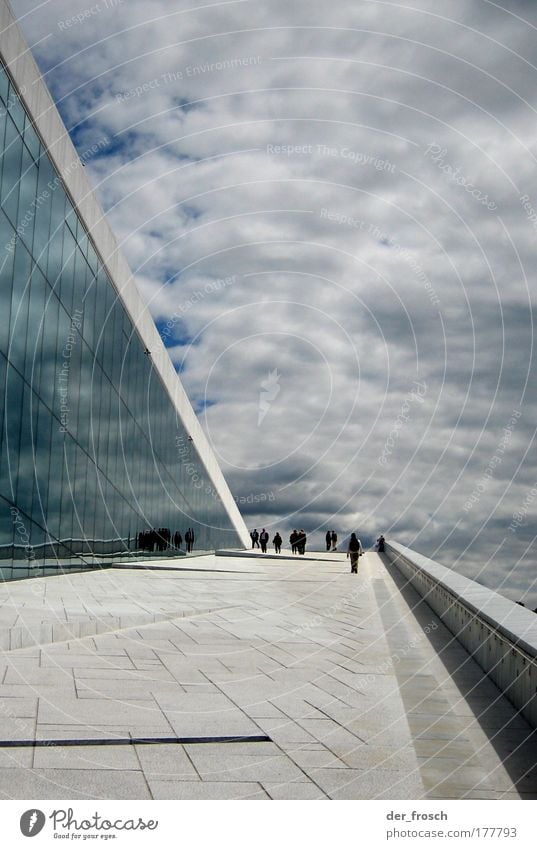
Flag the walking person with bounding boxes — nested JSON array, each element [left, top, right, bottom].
[[251, 529, 260, 549], [331, 530, 338, 552], [297, 529, 307, 555], [347, 533, 363, 573], [290, 530, 298, 554], [260, 528, 269, 553], [273, 532, 282, 554], [185, 528, 195, 553], [325, 531, 332, 551], [376, 534, 385, 553]]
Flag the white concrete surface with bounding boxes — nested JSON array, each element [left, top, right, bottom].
[[0, 551, 535, 800]]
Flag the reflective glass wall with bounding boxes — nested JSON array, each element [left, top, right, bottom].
[[0, 62, 243, 580]]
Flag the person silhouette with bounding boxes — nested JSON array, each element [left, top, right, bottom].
[[185, 528, 195, 553], [260, 528, 269, 553], [347, 533, 363, 573], [290, 530, 298, 554]]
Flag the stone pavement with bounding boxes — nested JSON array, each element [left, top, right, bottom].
[[0, 551, 536, 800]]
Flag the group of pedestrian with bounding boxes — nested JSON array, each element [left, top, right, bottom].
[[248, 527, 386, 567], [136, 527, 195, 554], [251, 528, 283, 554], [290, 529, 307, 554], [325, 530, 338, 551], [137, 528, 171, 552]]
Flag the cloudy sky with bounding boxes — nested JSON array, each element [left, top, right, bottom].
[[12, 0, 537, 606]]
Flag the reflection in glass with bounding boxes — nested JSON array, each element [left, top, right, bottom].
[[0, 62, 242, 580]]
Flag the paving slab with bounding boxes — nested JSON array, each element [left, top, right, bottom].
[[148, 779, 269, 799], [185, 750, 307, 783], [339, 744, 420, 772], [0, 747, 33, 768], [286, 747, 346, 769], [261, 781, 329, 799], [4, 667, 74, 687], [0, 768, 150, 799], [75, 679, 173, 701], [32, 744, 140, 771], [133, 743, 199, 779], [310, 766, 425, 799], [0, 696, 37, 717], [0, 717, 37, 741], [37, 696, 168, 728]]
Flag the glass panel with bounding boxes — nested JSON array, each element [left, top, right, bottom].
[[0, 211, 15, 356], [0, 107, 7, 166], [81, 259, 97, 351], [47, 179, 67, 286], [32, 154, 54, 265], [59, 224, 76, 314], [74, 340, 92, 450], [8, 240, 32, 373], [65, 198, 77, 236], [59, 433, 76, 549], [77, 227, 88, 259], [44, 424, 64, 542], [16, 145, 38, 250], [15, 381, 35, 516], [24, 262, 46, 391], [39, 286, 59, 411], [52, 306, 72, 426], [0, 495, 15, 568], [31, 400, 52, 531], [86, 241, 98, 274], [6, 83, 25, 134], [0, 67, 8, 105], [0, 354, 6, 465], [23, 120, 40, 163], [70, 444, 87, 553], [0, 115, 22, 225], [1, 365, 24, 505]]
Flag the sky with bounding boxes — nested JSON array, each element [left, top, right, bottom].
[[11, 0, 537, 606]]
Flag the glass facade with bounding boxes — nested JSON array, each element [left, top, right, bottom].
[[0, 62, 243, 580]]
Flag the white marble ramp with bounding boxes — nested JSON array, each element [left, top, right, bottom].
[[0, 552, 535, 799]]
